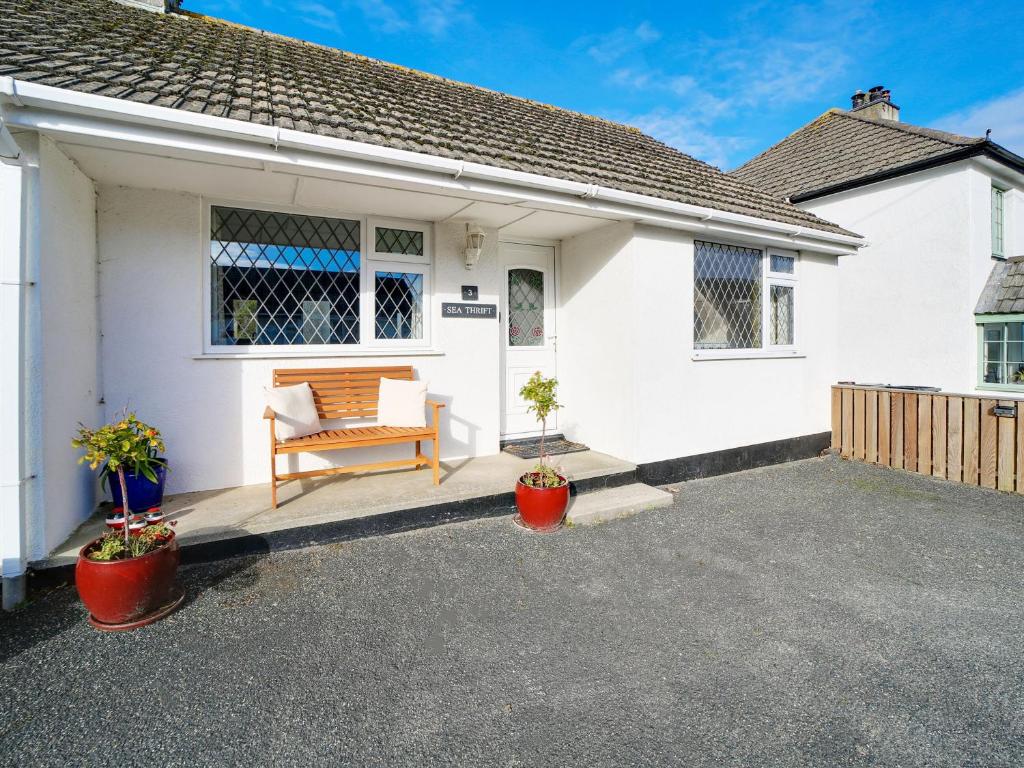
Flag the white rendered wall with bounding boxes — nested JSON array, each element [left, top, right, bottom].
[[559, 222, 840, 464], [629, 227, 839, 463], [97, 186, 502, 496], [558, 222, 637, 459], [804, 160, 1024, 394], [33, 139, 100, 559]]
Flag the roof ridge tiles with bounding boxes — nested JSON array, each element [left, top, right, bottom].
[[833, 109, 983, 147]]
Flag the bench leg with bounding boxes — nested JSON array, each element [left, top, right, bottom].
[[270, 458, 278, 509], [432, 433, 440, 485]]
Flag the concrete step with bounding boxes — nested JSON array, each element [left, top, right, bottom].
[[566, 483, 673, 527]]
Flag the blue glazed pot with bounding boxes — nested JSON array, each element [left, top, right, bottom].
[[109, 461, 168, 512]]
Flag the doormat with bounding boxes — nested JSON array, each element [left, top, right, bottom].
[[501, 434, 589, 460]]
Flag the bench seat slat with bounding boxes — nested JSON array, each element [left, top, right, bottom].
[[280, 425, 433, 447]]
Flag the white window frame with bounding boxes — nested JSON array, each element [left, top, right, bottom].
[[367, 259, 432, 349], [765, 249, 798, 351], [201, 201, 434, 356], [992, 185, 1006, 260], [976, 315, 1024, 391], [692, 241, 801, 360]]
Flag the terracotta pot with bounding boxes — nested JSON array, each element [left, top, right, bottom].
[[75, 533, 180, 629], [515, 474, 569, 531]]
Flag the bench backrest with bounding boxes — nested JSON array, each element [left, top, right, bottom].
[[273, 366, 415, 420]]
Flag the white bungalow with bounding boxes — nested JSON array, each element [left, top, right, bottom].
[[0, 0, 861, 606]]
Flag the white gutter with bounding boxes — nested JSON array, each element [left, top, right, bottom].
[[0, 78, 861, 253]]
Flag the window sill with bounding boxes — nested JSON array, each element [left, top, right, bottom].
[[194, 348, 446, 360], [692, 350, 805, 361], [976, 383, 1024, 394]]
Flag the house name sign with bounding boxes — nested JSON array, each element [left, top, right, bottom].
[[441, 302, 497, 319]]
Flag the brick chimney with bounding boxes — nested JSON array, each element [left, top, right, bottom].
[[113, 0, 181, 12], [850, 85, 900, 122]]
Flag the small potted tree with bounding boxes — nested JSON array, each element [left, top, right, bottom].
[[72, 412, 183, 631], [514, 372, 569, 531]]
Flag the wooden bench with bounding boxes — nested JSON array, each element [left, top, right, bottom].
[[263, 366, 444, 508]]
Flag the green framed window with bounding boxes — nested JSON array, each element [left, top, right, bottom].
[[978, 316, 1024, 388], [992, 186, 1005, 259]]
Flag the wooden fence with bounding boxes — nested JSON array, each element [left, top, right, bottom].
[[830, 384, 1024, 493]]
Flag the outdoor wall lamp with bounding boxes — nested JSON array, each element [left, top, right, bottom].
[[464, 223, 486, 270]]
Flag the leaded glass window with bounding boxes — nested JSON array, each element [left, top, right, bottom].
[[375, 227, 424, 257], [375, 271, 424, 340], [508, 268, 545, 347], [770, 253, 795, 274], [770, 284, 794, 345], [210, 206, 360, 346], [694, 241, 763, 349]]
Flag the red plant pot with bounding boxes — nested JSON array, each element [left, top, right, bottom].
[[75, 533, 182, 631], [515, 474, 569, 531]]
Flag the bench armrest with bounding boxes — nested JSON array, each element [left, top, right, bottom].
[[426, 399, 444, 430], [263, 406, 276, 420]]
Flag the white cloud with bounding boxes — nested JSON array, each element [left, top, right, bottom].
[[575, 22, 662, 64], [351, 0, 409, 33], [583, 2, 868, 167], [625, 108, 751, 170], [933, 88, 1024, 154], [344, 0, 471, 38], [294, 1, 343, 34], [633, 21, 661, 43], [609, 68, 653, 90], [414, 0, 471, 37]]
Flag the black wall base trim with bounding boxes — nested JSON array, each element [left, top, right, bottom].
[[636, 432, 831, 487]]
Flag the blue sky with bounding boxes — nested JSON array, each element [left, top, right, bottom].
[[190, 0, 1024, 170]]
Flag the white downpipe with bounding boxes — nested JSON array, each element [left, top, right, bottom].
[[0, 78, 862, 253], [0, 139, 35, 607]]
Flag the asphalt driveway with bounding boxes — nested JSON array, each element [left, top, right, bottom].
[[2, 456, 1023, 767]]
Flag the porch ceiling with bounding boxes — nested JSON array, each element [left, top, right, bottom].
[[55, 139, 620, 240]]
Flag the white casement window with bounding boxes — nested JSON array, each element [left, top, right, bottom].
[[992, 186, 1006, 259], [206, 205, 432, 353], [979, 318, 1024, 388], [693, 240, 798, 357]]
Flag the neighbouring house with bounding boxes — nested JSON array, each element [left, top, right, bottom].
[[732, 85, 1024, 394], [0, 0, 862, 603]]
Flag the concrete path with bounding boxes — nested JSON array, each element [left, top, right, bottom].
[[3, 456, 1023, 766]]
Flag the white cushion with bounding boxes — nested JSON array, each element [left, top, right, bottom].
[[265, 382, 322, 440], [377, 378, 428, 428]]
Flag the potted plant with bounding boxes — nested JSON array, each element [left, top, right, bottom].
[[514, 372, 569, 531], [72, 411, 184, 631], [103, 437, 169, 526]]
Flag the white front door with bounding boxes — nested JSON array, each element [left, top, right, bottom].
[[500, 242, 557, 437]]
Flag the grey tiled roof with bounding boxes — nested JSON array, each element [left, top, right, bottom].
[[731, 109, 986, 201], [976, 258, 1024, 315], [0, 0, 854, 237]]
